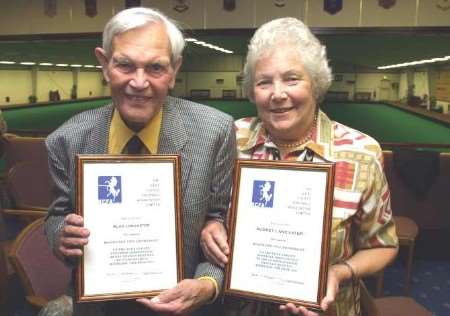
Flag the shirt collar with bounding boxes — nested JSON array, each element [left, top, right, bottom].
[[108, 108, 162, 154], [238, 110, 334, 161]]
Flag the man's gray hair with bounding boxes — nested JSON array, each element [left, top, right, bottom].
[[102, 7, 185, 64], [243, 17, 332, 102]]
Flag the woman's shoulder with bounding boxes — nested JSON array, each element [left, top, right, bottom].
[[333, 120, 381, 147], [235, 116, 260, 136], [331, 120, 383, 161], [235, 117, 259, 128]]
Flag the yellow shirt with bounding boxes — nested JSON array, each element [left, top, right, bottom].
[[108, 109, 162, 154]]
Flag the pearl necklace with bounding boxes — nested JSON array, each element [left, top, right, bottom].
[[274, 115, 317, 149]]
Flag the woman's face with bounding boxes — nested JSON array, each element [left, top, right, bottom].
[[253, 46, 316, 143]]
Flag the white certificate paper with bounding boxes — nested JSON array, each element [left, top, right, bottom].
[[76, 155, 182, 302], [225, 160, 334, 310]]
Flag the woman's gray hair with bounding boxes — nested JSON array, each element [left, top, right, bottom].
[[243, 17, 332, 102], [102, 7, 185, 64]]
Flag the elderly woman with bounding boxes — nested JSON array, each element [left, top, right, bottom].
[[201, 17, 398, 316]]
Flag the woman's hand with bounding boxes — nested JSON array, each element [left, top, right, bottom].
[[279, 263, 349, 315], [200, 220, 229, 267]]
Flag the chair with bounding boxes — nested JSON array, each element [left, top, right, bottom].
[[0, 239, 8, 308], [374, 215, 418, 296], [8, 218, 71, 310], [2, 134, 51, 222], [2, 134, 48, 169], [0, 203, 18, 309], [360, 280, 431, 316], [3, 161, 52, 222], [394, 215, 419, 295]]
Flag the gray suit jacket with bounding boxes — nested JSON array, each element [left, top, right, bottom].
[[45, 96, 235, 313]]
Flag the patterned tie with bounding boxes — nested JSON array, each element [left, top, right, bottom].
[[124, 135, 144, 154]]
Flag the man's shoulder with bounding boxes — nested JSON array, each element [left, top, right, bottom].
[[47, 104, 113, 143]]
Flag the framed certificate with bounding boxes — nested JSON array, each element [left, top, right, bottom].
[[75, 155, 183, 302], [224, 159, 335, 311]]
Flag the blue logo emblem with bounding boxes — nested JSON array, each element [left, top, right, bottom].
[[98, 176, 122, 203], [252, 180, 275, 208]]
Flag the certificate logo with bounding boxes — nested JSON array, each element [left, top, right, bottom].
[[252, 180, 274, 208], [98, 176, 122, 203]]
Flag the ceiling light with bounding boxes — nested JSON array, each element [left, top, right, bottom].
[[378, 54, 450, 69], [431, 57, 448, 62], [0, 61, 16, 64], [187, 38, 233, 54], [83, 65, 95, 68], [70, 64, 82, 67], [39, 62, 53, 66], [56, 63, 68, 67], [95, 65, 102, 69], [20, 62, 36, 65]]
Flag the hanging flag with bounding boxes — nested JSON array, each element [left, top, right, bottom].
[[324, 0, 342, 15], [379, 0, 396, 9], [44, 0, 57, 17], [437, 0, 450, 11], [274, 0, 286, 8], [85, 0, 97, 17], [174, 0, 189, 13], [125, 0, 141, 9], [224, 0, 236, 11]]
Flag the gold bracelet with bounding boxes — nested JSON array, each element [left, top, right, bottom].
[[337, 261, 361, 316], [340, 260, 356, 282]]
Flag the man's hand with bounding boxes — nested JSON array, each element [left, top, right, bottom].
[[136, 278, 215, 315], [200, 220, 229, 267], [279, 264, 344, 315], [57, 214, 90, 259]]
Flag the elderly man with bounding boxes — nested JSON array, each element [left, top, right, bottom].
[[45, 7, 235, 316]]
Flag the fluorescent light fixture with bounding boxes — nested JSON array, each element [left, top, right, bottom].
[[431, 57, 448, 62], [20, 62, 36, 65], [187, 38, 233, 54], [39, 62, 53, 66], [56, 63, 68, 67], [95, 65, 102, 69], [70, 64, 82, 67], [0, 61, 16, 64], [83, 65, 95, 68], [378, 55, 450, 69]]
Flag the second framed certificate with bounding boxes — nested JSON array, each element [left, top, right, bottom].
[[75, 155, 183, 302], [224, 159, 335, 311]]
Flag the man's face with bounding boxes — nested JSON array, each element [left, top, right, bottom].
[[96, 22, 181, 131]]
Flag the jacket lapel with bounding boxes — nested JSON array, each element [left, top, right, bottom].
[[86, 104, 114, 154], [158, 100, 191, 193]]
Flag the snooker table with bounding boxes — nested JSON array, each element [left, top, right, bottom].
[[3, 98, 450, 150]]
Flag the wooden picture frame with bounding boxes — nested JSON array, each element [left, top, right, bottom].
[[75, 155, 183, 302], [224, 159, 335, 311]]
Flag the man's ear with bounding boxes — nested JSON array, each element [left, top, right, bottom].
[[169, 57, 183, 89], [95, 47, 110, 82]]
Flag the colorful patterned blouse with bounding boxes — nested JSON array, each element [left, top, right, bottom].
[[234, 110, 398, 316]]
